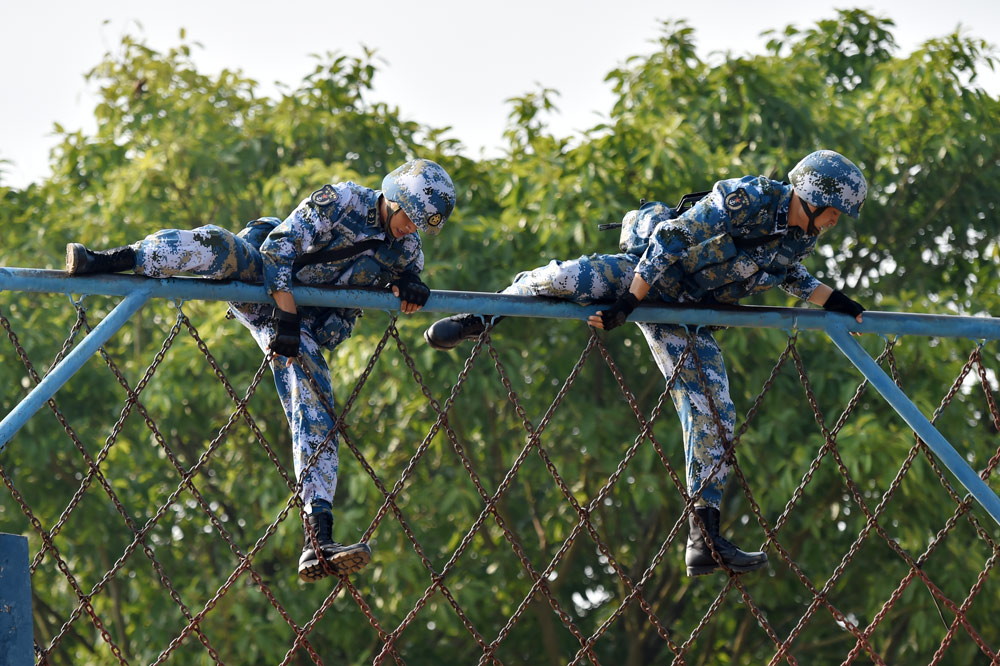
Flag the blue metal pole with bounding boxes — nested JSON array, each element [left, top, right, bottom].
[[0, 289, 151, 453], [2, 269, 999, 340], [827, 326, 1000, 527], [0, 533, 33, 666]]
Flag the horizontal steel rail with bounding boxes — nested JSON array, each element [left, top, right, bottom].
[[2, 267, 999, 526], [2, 268, 999, 339]]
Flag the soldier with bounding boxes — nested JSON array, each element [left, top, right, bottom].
[[424, 150, 866, 576], [66, 159, 456, 583]]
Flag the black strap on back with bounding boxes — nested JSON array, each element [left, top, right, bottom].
[[598, 190, 711, 231], [675, 190, 711, 214], [292, 238, 386, 269]]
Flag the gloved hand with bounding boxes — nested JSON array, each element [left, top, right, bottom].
[[270, 309, 301, 358], [390, 272, 430, 308], [823, 290, 865, 319], [599, 292, 640, 331]]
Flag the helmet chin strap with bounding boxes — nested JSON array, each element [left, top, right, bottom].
[[798, 197, 828, 236], [378, 194, 403, 236], [377, 195, 389, 234]]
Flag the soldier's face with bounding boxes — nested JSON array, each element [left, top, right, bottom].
[[791, 194, 842, 236], [810, 207, 841, 235], [386, 202, 418, 238]]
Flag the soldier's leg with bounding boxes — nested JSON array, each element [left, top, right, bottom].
[[230, 310, 341, 511], [501, 253, 638, 302], [637, 324, 734, 507], [133, 225, 262, 281], [66, 225, 262, 279], [637, 323, 766, 575], [425, 253, 637, 349], [233, 310, 371, 581]]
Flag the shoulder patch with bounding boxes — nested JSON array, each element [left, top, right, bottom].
[[724, 189, 750, 212], [310, 184, 338, 207]]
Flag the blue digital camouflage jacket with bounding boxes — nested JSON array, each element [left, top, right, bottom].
[[248, 181, 424, 296], [232, 181, 424, 349], [623, 175, 822, 304]]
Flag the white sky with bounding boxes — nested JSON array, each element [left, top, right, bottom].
[[1, 0, 997, 190]]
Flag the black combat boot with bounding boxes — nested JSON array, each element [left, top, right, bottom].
[[297, 512, 372, 582], [423, 314, 503, 350], [685, 506, 768, 576], [65, 243, 136, 275]]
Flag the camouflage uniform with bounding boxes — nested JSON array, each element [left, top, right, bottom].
[[503, 176, 821, 507], [131, 182, 424, 512]]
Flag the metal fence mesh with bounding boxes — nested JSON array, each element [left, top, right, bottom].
[[1, 293, 998, 665]]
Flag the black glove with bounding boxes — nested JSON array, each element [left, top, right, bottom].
[[390, 272, 430, 307], [600, 292, 640, 331], [270, 309, 301, 358], [823, 289, 865, 319]]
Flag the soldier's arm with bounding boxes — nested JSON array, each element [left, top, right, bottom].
[[587, 273, 651, 329], [272, 290, 297, 314], [390, 236, 427, 315], [786, 252, 863, 325], [810, 283, 865, 324], [260, 184, 349, 296], [807, 283, 832, 306], [398, 234, 425, 276], [781, 262, 823, 302]]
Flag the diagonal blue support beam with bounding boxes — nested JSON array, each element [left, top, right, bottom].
[[827, 325, 1000, 527], [0, 289, 152, 453]]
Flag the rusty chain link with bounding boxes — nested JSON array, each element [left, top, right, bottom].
[[2, 297, 999, 665]]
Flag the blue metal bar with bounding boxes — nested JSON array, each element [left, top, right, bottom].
[[2, 268, 999, 340], [827, 326, 1000, 527], [0, 533, 33, 665], [0, 289, 151, 452]]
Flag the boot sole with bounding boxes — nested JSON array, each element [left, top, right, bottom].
[[65, 243, 85, 275], [298, 544, 372, 583], [686, 560, 768, 577]]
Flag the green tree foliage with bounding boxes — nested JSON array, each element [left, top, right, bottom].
[[1, 10, 999, 664]]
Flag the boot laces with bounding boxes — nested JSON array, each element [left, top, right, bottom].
[[306, 513, 334, 548], [710, 534, 736, 551]]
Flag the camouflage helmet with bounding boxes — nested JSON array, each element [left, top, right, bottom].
[[381, 159, 456, 236], [789, 150, 867, 218]]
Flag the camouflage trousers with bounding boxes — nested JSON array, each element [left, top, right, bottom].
[[132, 225, 346, 513], [503, 253, 736, 508]]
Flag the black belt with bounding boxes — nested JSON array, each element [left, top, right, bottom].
[[732, 233, 783, 249]]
